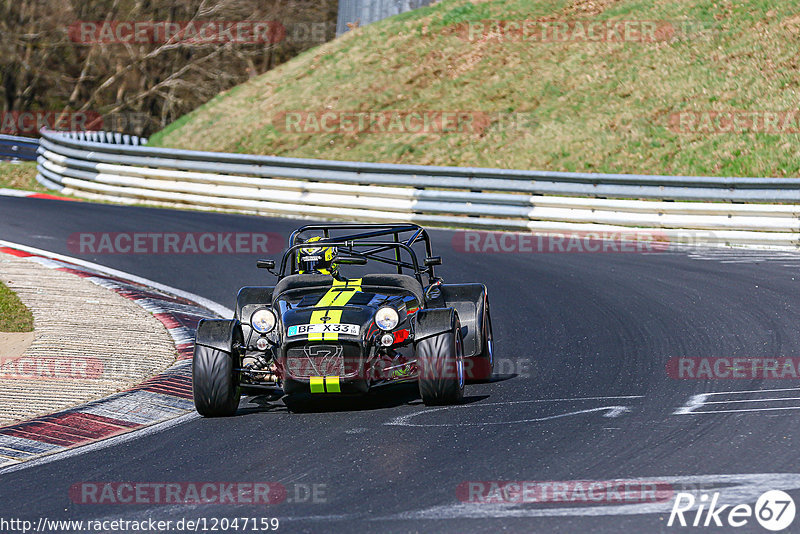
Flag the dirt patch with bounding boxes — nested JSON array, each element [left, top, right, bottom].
[[0, 332, 34, 361], [565, 0, 624, 16]]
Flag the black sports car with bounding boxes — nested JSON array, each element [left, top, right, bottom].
[[192, 223, 494, 416]]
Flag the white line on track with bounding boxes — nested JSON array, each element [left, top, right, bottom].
[[387, 473, 800, 520], [703, 397, 800, 404], [684, 406, 800, 414], [385, 396, 643, 427], [701, 387, 800, 396], [673, 388, 800, 415], [0, 188, 37, 197], [221, 473, 800, 522]]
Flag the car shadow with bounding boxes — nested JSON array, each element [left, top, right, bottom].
[[285, 382, 421, 413], [237, 384, 490, 415], [486, 373, 517, 383], [403, 394, 489, 407]]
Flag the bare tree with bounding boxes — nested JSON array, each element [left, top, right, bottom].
[[0, 0, 337, 135]]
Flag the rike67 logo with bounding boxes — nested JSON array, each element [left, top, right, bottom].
[[668, 490, 795, 531]]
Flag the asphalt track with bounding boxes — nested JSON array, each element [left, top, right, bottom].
[[2, 196, 800, 533]]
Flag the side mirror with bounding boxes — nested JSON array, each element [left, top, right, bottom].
[[424, 256, 442, 266], [336, 256, 367, 265], [257, 259, 275, 269]]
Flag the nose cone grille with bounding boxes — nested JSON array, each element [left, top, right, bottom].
[[286, 342, 362, 378]]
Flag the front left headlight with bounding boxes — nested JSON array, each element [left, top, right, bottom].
[[375, 307, 399, 331], [250, 308, 277, 334]]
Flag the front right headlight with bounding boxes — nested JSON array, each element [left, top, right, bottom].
[[250, 308, 277, 334], [375, 307, 399, 331]]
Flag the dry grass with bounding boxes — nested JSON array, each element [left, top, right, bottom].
[[149, 0, 800, 177], [0, 162, 44, 192]]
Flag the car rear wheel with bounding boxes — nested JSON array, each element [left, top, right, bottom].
[[417, 316, 465, 406], [467, 299, 494, 382], [193, 344, 240, 417]]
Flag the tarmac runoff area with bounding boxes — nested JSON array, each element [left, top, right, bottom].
[[0, 253, 177, 426]]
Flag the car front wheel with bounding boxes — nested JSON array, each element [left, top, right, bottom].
[[193, 344, 240, 417], [416, 315, 465, 406]]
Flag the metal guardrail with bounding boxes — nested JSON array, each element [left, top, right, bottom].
[[0, 134, 39, 161], [50, 130, 148, 146], [35, 128, 800, 247], [336, 0, 433, 35]]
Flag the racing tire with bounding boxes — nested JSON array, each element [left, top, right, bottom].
[[417, 315, 465, 406], [467, 299, 494, 382], [193, 344, 240, 417]]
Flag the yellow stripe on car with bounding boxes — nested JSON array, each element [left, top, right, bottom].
[[309, 376, 342, 394], [325, 376, 341, 393], [310, 376, 325, 393], [308, 278, 362, 341]]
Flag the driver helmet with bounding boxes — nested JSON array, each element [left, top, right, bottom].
[[297, 236, 338, 276]]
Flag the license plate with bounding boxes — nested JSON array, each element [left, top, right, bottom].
[[287, 324, 361, 337]]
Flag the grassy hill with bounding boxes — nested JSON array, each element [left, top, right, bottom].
[[149, 0, 800, 178]]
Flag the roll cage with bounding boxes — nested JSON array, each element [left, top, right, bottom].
[[278, 223, 441, 285]]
